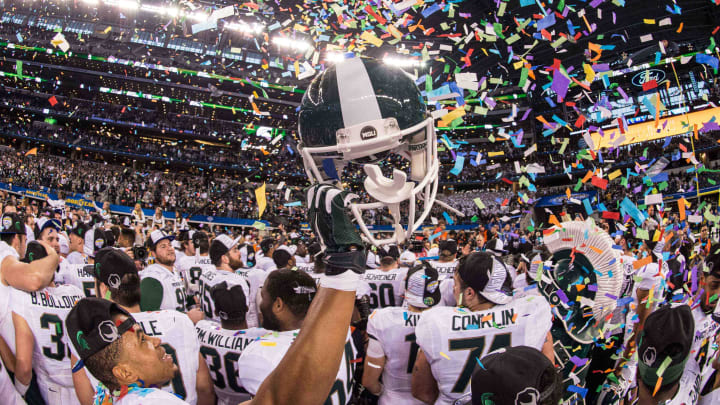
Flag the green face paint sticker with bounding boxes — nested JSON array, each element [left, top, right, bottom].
[[76, 331, 90, 350], [95, 263, 102, 276], [27, 252, 34, 262]]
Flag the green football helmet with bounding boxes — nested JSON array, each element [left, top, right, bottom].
[[298, 57, 439, 246]]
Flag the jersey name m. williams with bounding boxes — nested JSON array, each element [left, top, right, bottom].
[[196, 328, 257, 352]]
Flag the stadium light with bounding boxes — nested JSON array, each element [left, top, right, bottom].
[[383, 56, 425, 68], [225, 22, 264, 34], [272, 37, 311, 51], [324, 52, 351, 63], [81, 0, 99, 5], [105, 0, 139, 10]]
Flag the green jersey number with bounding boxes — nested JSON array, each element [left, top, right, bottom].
[[449, 333, 512, 393], [40, 313, 66, 361], [161, 343, 187, 399]]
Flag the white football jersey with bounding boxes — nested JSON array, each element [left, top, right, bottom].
[[367, 307, 426, 405], [65, 251, 87, 265], [140, 264, 188, 312], [623, 261, 668, 339], [296, 260, 315, 274], [198, 269, 250, 323], [176, 254, 215, 296], [438, 278, 456, 307], [415, 296, 552, 404], [0, 352, 22, 405], [195, 320, 268, 405], [132, 310, 200, 404], [235, 268, 267, 329], [238, 329, 356, 405], [0, 241, 20, 354], [670, 305, 720, 404], [55, 261, 97, 297], [11, 284, 84, 391], [254, 255, 276, 272], [362, 268, 408, 310], [427, 260, 458, 280]]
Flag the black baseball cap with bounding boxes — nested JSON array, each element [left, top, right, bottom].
[[260, 237, 275, 253], [404, 262, 441, 308], [704, 243, 720, 278], [176, 229, 191, 242], [457, 252, 512, 305], [381, 244, 400, 260], [439, 239, 457, 256], [211, 281, 249, 321], [637, 304, 694, 389], [0, 213, 25, 235], [84, 228, 112, 258], [472, 346, 559, 405], [66, 298, 137, 362], [70, 221, 90, 238], [307, 242, 323, 258], [22, 240, 48, 263], [192, 230, 209, 245], [93, 248, 138, 289]]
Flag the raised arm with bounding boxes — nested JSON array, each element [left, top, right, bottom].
[[2, 240, 58, 291], [250, 184, 365, 405]]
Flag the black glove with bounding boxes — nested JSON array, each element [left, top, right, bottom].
[[306, 184, 365, 276]]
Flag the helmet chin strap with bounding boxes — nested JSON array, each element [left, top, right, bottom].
[[363, 165, 415, 244]]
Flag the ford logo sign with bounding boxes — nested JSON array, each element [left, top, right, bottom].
[[632, 69, 666, 87]]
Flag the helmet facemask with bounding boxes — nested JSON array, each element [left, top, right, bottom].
[[300, 116, 439, 246]]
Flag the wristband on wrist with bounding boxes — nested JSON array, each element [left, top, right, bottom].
[[320, 271, 360, 291], [15, 379, 29, 396]]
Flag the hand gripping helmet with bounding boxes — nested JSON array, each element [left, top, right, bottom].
[[538, 218, 622, 344], [298, 57, 439, 246]]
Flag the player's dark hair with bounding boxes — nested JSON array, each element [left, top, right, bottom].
[[97, 273, 141, 307], [272, 249, 292, 269], [83, 311, 125, 391], [118, 227, 135, 247], [264, 269, 316, 320], [197, 239, 210, 255], [380, 256, 396, 267], [0, 233, 15, 245]]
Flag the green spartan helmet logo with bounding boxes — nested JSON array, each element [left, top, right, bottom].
[[76, 331, 90, 350]]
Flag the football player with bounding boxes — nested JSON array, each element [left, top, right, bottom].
[[0, 213, 59, 355], [176, 231, 214, 297], [196, 281, 268, 405], [361, 245, 407, 310], [412, 252, 553, 404], [67, 298, 189, 404], [66, 221, 89, 265], [33, 217, 61, 254], [56, 227, 112, 297], [363, 262, 441, 404], [254, 237, 277, 272], [70, 248, 215, 405], [12, 241, 84, 403], [237, 269, 356, 405], [427, 240, 459, 280], [199, 235, 252, 323], [140, 230, 203, 324]]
